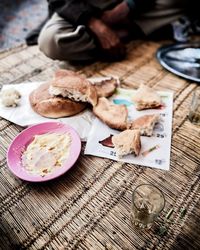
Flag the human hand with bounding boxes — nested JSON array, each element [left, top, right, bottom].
[[101, 1, 130, 26], [88, 18, 126, 60]]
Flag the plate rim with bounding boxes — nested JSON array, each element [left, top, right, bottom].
[[6, 121, 81, 182], [156, 42, 200, 83]]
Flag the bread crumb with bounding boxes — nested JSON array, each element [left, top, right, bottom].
[[0, 88, 21, 107]]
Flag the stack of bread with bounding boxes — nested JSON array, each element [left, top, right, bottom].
[[30, 69, 118, 118], [30, 70, 162, 158]]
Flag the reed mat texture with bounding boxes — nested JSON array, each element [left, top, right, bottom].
[[0, 41, 200, 250]]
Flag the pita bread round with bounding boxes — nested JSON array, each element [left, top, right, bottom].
[[50, 69, 97, 106], [29, 83, 87, 118]]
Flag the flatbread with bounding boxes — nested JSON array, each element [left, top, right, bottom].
[[91, 77, 118, 98], [132, 84, 161, 110], [127, 114, 160, 136], [49, 69, 97, 106], [29, 83, 87, 118], [112, 129, 141, 157], [93, 97, 128, 130]]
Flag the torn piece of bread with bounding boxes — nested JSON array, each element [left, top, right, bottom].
[[93, 97, 128, 130], [29, 83, 87, 118], [49, 69, 97, 106], [89, 77, 118, 98], [0, 88, 21, 107], [112, 129, 141, 157], [127, 114, 160, 136], [132, 84, 161, 110]]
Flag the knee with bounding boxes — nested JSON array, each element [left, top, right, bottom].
[[38, 25, 96, 61], [38, 28, 64, 60]]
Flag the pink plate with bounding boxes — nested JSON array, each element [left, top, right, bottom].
[[7, 122, 81, 182]]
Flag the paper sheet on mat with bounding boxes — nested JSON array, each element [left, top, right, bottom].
[[85, 88, 173, 170], [0, 82, 94, 141]]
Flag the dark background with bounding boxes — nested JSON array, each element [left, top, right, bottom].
[[0, 0, 47, 51]]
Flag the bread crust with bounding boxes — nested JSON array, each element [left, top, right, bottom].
[[112, 129, 141, 157], [93, 97, 128, 130], [29, 83, 86, 118], [91, 77, 118, 98], [132, 84, 161, 110], [127, 114, 160, 136], [50, 69, 97, 106]]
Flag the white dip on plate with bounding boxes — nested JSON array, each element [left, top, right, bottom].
[[21, 132, 71, 176]]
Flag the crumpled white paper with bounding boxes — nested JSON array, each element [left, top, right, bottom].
[[0, 82, 95, 141], [0, 77, 119, 141]]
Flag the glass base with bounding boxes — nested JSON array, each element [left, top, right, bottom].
[[130, 215, 153, 230]]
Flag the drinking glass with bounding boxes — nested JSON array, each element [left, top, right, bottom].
[[131, 184, 165, 229], [188, 88, 200, 125]]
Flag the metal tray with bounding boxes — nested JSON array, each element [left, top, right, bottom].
[[157, 43, 200, 83]]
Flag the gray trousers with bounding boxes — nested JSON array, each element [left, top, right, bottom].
[[38, 13, 97, 61], [38, 1, 186, 61]]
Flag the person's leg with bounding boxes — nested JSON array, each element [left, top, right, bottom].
[[132, 0, 188, 37], [38, 13, 97, 62]]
